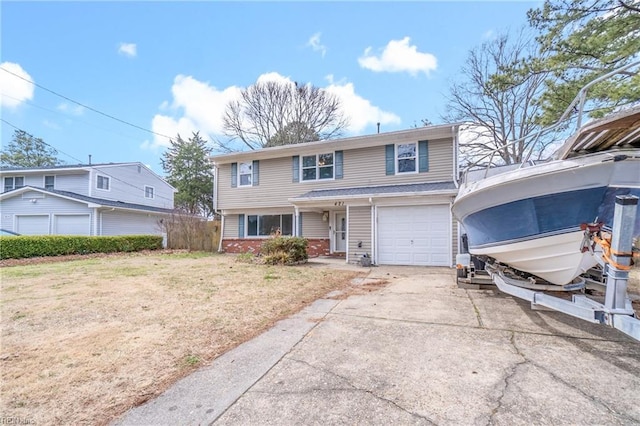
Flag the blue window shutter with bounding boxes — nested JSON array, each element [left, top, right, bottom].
[[419, 140, 429, 172], [292, 156, 300, 183], [231, 163, 238, 188], [252, 160, 259, 186], [385, 145, 395, 175], [335, 151, 343, 179], [238, 214, 245, 237], [298, 213, 303, 236]]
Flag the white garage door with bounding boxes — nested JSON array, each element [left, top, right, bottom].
[[377, 205, 450, 266], [54, 214, 91, 235], [16, 215, 50, 235]]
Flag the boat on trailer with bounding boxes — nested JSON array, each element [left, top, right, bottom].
[[452, 69, 640, 286]]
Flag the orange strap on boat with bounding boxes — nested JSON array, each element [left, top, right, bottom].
[[593, 235, 632, 271]]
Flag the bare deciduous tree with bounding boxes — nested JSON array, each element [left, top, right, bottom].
[[444, 30, 556, 168], [222, 80, 349, 150]]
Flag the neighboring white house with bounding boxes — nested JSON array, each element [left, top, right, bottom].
[[0, 162, 176, 236]]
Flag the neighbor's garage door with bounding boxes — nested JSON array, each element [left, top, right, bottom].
[[377, 205, 450, 266], [16, 215, 50, 235], [54, 214, 91, 235]]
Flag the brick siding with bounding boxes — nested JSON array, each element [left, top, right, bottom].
[[222, 238, 330, 257]]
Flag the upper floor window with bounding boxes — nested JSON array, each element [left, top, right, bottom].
[[145, 186, 155, 199], [302, 153, 334, 181], [97, 175, 110, 190], [44, 175, 55, 190], [238, 162, 252, 187], [4, 176, 24, 192], [396, 143, 417, 173]]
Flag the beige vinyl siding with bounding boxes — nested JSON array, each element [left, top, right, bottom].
[[301, 212, 329, 239], [223, 214, 240, 239], [348, 206, 372, 264], [217, 138, 454, 210]]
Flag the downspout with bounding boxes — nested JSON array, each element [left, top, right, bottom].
[[369, 197, 375, 265], [93, 207, 99, 236], [212, 163, 218, 213], [452, 125, 460, 188], [452, 125, 461, 259], [213, 163, 225, 253], [218, 214, 225, 253]]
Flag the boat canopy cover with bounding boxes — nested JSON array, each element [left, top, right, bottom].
[[555, 106, 640, 159]]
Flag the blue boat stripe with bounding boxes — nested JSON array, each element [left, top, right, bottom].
[[462, 186, 640, 249]]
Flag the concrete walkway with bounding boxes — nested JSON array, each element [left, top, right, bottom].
[[114, 261, 640, 425]]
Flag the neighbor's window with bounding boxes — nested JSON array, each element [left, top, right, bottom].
[[4, 176, 24, 192], [145, 185, 154, 199], [397, 143, 417, 173], [97, 175, 110, 190], [44, 175, 55, 190], [247, 214, 293, 237], [302, 153, 333, 181], [238, 162, 252, 186]]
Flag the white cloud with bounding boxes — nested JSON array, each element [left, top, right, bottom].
[[145, 72, 401, 151], [144, 75, 241, 151], [0, 62, 35, 109], [358, 37, 437, 76], [307, 32, 327, 57], [325, 75, 401, 133], [118, 43, 137, 58]]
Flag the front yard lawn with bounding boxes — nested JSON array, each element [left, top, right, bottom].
[[0, 251, 364, 425]]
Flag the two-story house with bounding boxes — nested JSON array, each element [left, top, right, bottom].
[[212, 124, 461, 266], [0, 162, 176, 236]]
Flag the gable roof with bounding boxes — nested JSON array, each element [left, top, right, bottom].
[[0, 186, 174, 214], [0, 162, 140, 173], [0, 162, 176, 191], [211, 124, 461, 165]]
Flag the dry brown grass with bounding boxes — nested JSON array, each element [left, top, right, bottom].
[[0, 251, 366, 425]]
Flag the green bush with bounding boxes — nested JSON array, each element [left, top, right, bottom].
[[261, 236, 308, 265], [0, 235, 163, 260]]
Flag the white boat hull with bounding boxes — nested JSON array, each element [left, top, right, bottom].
[[453, 149, 640, 285], [471, 230, 600, 285]]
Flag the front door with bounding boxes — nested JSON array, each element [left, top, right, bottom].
[[334, 212, 347, 252]]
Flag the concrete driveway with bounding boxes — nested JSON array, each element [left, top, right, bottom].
[[115, 261, 640, 425]]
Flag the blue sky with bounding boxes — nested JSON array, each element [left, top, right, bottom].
[[1, 1, 539, 174]]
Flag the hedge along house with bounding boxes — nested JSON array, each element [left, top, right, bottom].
[[211, 124, 462, 266]]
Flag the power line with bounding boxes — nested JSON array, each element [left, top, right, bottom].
[[1, 93, 154, 146], [1, 118, 176, 204], [0, 66, 174, 141]]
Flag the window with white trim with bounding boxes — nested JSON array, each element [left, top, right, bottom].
[[97, 175, 110, 190], [4, 176, 24, 192], [302, 153, 333, 181], [247, 214, 293, 237], [145, 185, 155, 199], [238, 162, 252, 186], [396, 143, 417, 173], [44, 175, 55, 190]]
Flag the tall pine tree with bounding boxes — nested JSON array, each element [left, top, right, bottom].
[[1, 130, 62, 167], [526, 0, 640, 123], [161, 132, 214, 217]]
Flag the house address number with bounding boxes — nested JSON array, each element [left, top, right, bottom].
[[334, 201, 344, 206]]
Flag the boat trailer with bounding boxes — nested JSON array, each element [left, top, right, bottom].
[[457, 195, 640, 342]]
